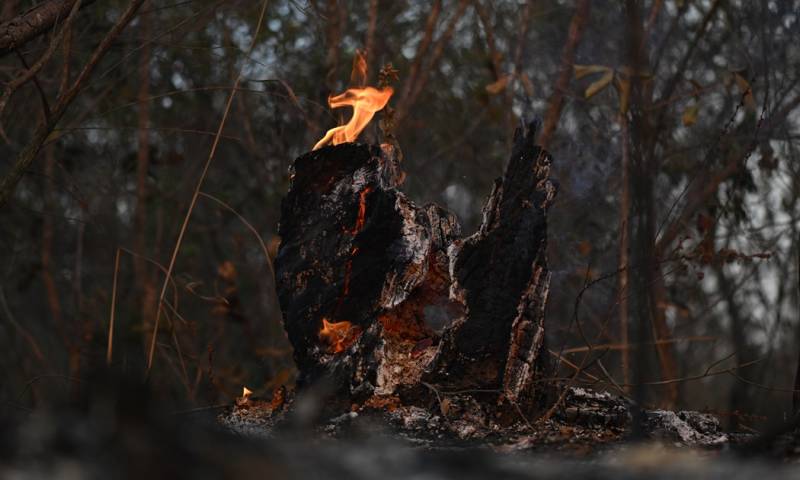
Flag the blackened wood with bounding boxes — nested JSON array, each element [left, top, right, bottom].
[[275, 143, 459, 395], [425, 121, 557, 406], [276, 122, 557, 412], [0, 0, 97, 57]]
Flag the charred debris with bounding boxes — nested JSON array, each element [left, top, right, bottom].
[[219, 122, 733, 450]]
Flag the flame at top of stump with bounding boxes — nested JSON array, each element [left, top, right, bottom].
[[312, 50, 394, 151]]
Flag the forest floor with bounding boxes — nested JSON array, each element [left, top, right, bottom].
[[3, 380, 799, 479], [211, 387, 800, 479]]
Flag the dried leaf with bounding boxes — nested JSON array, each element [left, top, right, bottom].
[[519, 72, 535, 97], [682, 103, 699, 126], [485, 75, 510, 95], [577, 240, 592, 256], [574, 64, 610, 80], [733, 73, 756, 111], [585, 69, 614, 99], [614, 75, 631, 114], [617, 65, 654, 80], [218, 260, 237, 282]]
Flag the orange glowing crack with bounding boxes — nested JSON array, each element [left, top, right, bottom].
[[320, 187, 372, 353], [350, 187, 372, 234]]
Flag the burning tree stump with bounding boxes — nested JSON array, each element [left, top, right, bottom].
[[275, 121, 558, 418]]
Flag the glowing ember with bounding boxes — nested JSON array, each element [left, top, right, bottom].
[[319, 318, 361, 354], [236, 386, 253, 406], [312, 51, 393, 151], [350, 187, 372, 234]]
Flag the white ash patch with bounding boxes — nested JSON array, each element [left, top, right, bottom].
[[646, 410, 728, 447], [374, 339, 437, 395], [218, 401, 277, 439], [570, 387, 615, 401]]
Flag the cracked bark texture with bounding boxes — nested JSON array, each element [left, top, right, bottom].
[[0, 0, 95, 57], [425, 121, 557, 407], [275, 121, 557, 412]]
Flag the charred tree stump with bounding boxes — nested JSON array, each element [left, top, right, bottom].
[[275, 121, 557, 416]]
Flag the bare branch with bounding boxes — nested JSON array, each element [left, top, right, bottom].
[[0, 0, 83, 117], [0, 0, 146, 209], [538, 0, 591, 149], [0, 0, 96, 57]]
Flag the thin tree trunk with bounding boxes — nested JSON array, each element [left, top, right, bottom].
[[794, 233, 800, 414], [307, 0, 345, 139], [395, 0, 441, 114], [395, 0, 468, 127], [651, 272, 679, 407], [624, 0, 679, 410], [42, 146, 63, 336], [324, 0, 345, 91], [134, 0, 156, 342], [473, 0, 502, 81], [716, 259, 753, 428], [1, 0, 17, 22], [617, 112, 632, 390], [503, 0, 533, 141], [625, 0, 655, 433], [539, 0, 591, 149], [42, 145, 81, 384], [364, 0, 378, 78]]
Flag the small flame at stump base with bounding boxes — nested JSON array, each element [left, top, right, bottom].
[[236, 386, 253, 406], [319, 318, 362, 354]]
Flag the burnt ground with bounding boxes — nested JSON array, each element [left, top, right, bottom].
[[2, 374, 800, 479]]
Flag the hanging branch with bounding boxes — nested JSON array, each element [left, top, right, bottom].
[[395, 0, 442, 112], [538, 0, 591, 149], [0, 0, 146, 209], [395, 0, 468, 126], [0, 0, 96, 57], [0, 0, 83, 117]]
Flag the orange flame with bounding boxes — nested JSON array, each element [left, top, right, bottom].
[[350, 49, 367, 87], [313, 51, 391, 151], [312, 87, 393, 150], [319, 318, 361, 354], [241, 386, 253, 401]]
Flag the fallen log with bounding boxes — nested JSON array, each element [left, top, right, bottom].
[[274, 120, 557, 418]]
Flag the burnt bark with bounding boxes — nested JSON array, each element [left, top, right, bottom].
[[275, 122, 557, 414], [0, 0, 96, 57], [424, 121, 556, 406]]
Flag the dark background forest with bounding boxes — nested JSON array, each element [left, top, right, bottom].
[[0, 0, 798, 435]]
